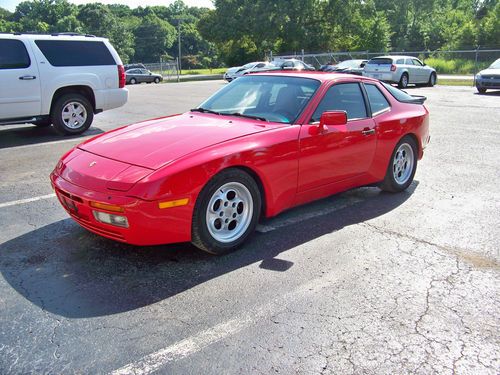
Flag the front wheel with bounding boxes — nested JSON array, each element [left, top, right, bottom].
[[154, 77, 160, 84], [477, 87, 487, 94], [192, 169, 261, 255], [379, 136, 418, 193], [51, 93, 93, 135], [427, 72, 437, 87]]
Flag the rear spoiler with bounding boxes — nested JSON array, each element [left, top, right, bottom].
[[400, 94, 427, 104]]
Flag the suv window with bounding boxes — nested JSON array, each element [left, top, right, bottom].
[[311, 83, 367, 122], [365, 84, 390, 114], [396, 59, 404, 64], [405, 58, 414, 65], [0, 39, 31, 69], [35, 40, 115, 67]]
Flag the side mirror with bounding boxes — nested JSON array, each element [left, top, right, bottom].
[[319, 111, 347, 131]]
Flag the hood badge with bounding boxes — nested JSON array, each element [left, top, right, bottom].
[[89, 161, 97, 167]]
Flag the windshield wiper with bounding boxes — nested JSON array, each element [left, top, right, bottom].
[[190, 107, 222, 115], [226, 112, 268, 122]]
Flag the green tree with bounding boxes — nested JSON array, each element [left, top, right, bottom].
[[133, 14, 176, 62]]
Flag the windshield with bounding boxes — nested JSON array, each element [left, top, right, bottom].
[[337, 60, 358, 68], [241, 62, 257, 70], [196, 75, 321, 124], [488, 59, 500, 69]]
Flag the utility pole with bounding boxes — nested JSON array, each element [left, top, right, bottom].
[[177, 19, 182, 76]]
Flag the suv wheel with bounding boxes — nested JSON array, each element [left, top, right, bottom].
[[398, 73, 409, 89], [51, 93, 93, 135]]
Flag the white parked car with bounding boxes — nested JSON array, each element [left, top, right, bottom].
[[223, 61, 274, 82], [363, 55, 437, 88], [0, 33, 128, 135]]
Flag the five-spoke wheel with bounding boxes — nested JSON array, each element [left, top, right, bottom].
[[380, 136, 417, 192], [192, 169, 261, 254]]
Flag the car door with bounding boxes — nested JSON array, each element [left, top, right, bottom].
[[404, 58, 419, 83], [412, 58, 427, 82], [0, 39, 41, 119], [298, 82, 377, 192]]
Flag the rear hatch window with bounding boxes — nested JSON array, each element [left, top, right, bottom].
[[367, 58, 393, 65], [382, 82, 426, 104]]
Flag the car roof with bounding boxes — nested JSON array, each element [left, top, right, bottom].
[[370, 55, 419, 60], [0, 32, 107, 42], [251, 70, 379, 83]]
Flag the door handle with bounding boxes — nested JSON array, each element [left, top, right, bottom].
[[361, 128, 376, 136], [19, 75, 37, 80]]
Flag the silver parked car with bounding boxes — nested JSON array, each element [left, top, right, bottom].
[[475, 58, 500, 93], [223, 61, 274, 82], [363, 55, 437, 88]]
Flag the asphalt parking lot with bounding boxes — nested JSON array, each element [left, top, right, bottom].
[[0, 82, 499, 374]]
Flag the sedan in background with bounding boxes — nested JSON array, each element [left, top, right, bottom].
[[223, 61, 275, 82], [126, 69, 163, 84], [320, 59, 368, 75], [475, 58, 500, 93], [273, 58, 315, 71], [51, 72, 429, 255], [363, 56, 437, 88]]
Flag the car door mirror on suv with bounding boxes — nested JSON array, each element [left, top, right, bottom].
[[319, 111, 347, 131]]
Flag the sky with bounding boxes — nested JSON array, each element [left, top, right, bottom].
[[1, 0, 214, 12]]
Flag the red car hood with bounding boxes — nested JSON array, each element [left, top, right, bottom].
[[79, 113, 272, 170]]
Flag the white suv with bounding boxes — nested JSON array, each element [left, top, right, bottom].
[[0, 33, 128, 135]]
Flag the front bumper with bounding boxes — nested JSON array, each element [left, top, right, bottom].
[[476, 76, 500, 89], [51, 172, 193, 246]]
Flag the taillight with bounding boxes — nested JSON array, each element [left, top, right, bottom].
[[390, 64, 397, 72], [118, 65, 125, 88]]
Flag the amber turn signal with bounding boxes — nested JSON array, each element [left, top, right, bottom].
[[90, 201, 125, 213], [158, 198, 189, 209]]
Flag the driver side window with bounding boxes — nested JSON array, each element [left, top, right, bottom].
[[310, 83, 367, 123]]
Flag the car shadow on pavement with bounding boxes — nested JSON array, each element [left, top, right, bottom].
[[0, 183, 417, 318], [0, 125, 104, 149]]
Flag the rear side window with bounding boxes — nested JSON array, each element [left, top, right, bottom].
[[311, 83, 367, 122], [35, 40, 115, 67], [0, 39, 31, 69], [365, 84, 390, 114], [396, 59, 404, 64]]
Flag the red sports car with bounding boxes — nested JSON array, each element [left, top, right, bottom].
[[51, 72, 430, 254]]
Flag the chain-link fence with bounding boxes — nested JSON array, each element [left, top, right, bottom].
[[272, 48, 500, 75], [141, 58, 180, 81]]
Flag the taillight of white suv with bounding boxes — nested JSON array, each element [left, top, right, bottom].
[[118, 65, 126, 88]]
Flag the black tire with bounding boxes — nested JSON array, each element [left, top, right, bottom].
[[398, 73, 409, 89], [477, 87, 487, 94], [130, 78, 137, 84], [427, 72, 437, 87], [192, 169, 262, 255], [51, 93, 93, 135], [32, 118, 52, 127], [154, 77, 160, 84], [379, 135, 418, 193]]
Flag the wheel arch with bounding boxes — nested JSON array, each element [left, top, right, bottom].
[[50, 85, 96, 114]]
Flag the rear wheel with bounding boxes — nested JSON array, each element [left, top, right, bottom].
[[192, 169, 261, 255], [130, 78, 137, 84], [379, 136, 417, 193], [398, 73, 409, 89], [51, 93, 93, 135]]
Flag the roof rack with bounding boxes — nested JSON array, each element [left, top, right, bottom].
[[0, 32, 96, 37]]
